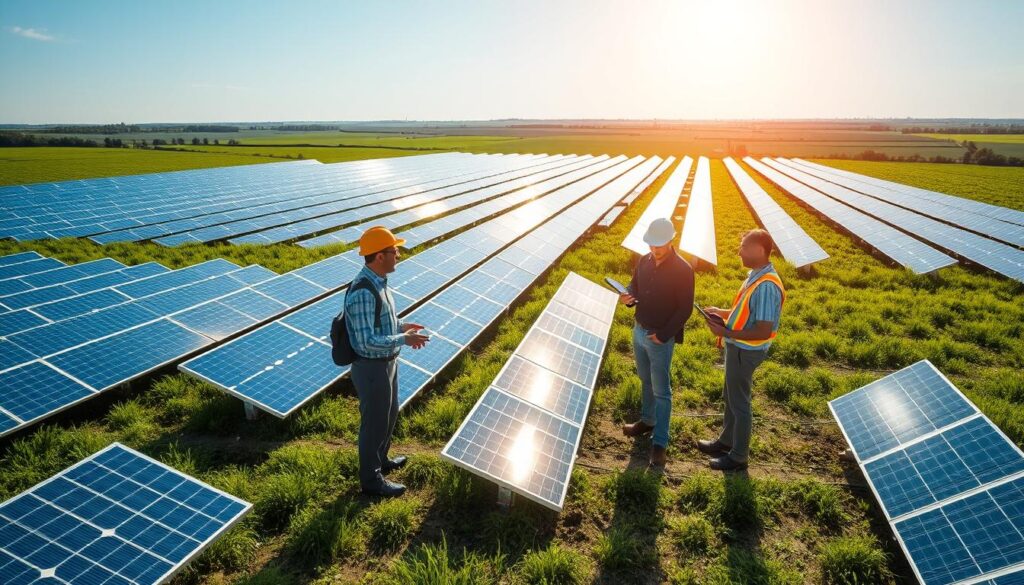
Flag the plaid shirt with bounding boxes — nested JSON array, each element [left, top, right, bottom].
[[344, 266, 405, 359]]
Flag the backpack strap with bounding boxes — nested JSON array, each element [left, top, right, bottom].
[[346, 278, 383, 329]]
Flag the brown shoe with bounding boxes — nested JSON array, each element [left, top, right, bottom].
[[650, 445, 668, 466], [622, 420, 655, 437], [696, 439, 731, 456]]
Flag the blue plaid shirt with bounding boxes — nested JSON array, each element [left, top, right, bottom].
[[344, 266, 405, 359]]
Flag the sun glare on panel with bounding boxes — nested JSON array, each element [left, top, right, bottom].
[[508, 424, 538, 485]]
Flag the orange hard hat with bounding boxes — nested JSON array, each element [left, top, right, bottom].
[[358, 225, 406, 257]]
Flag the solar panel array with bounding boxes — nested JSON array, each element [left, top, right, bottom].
[[791, 158, 1024, 228], [0, 442, 251, 585], [1, 153, 563, 246], [298, 154, 610, 248], [441, 272, 616, 511], [151, 154, 553, 247], [764, 158, 1024, 283], [621, 156, 675, 206], [723, 157, 829, 269], [622, 156, 693, 255], [596, 206, 625, 228], [180, 155, 659, 418], [781, 159, 1024, 248], [830, 360, 1024, 585], [678, 156, 717, 265], [743, 157, 958, 274]]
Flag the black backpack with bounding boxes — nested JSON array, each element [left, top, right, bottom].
[[330, 279, 383, 366]]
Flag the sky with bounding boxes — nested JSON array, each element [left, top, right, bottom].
[[1, 0, 1021, 123]]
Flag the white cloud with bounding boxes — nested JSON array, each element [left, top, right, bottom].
[[8, 26, 57, 42]]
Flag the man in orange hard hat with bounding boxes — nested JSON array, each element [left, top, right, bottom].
[[347, 226, 429, 497]]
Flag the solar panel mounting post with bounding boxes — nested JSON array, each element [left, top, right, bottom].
[[244, 401, 260, 420], [497, 486, 514, 510]]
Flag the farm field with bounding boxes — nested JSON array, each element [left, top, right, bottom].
[[0, 148, 1021, 584]]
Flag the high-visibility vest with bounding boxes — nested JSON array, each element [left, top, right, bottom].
[[716, 271, 786, 350]]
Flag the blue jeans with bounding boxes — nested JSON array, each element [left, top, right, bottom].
[[632, 323, 675, 448]]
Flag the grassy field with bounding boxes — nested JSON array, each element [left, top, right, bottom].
[[0, 147, 286, 187], [910, 133, 1024, 158], [1, 149, 1022, 584]]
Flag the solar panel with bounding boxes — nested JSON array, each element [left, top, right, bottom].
[[678, 156, 717, 265], [723, 157, 829, 269], [744, 157, 958, 275], [829, 360, 1024, 585], [764, 159, 1024, 283], [779, 159, 1024, 249], [297, 155, 607, 247], [441, 272, 616, 511], [0, 251, 43, 267], [622, 156, 692, 255], [0, 442, 251, 585], [596, 206, 625, 228], [0, 258, 66, 281], [791, 158, 1024, 228], [621, 156, 674, 205]]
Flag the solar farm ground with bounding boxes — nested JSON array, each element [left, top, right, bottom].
[[0, 150, 1022, 584]]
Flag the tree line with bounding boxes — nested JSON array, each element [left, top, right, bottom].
[[900, 125, 1024, 135]]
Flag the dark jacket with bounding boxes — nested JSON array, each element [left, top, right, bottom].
[[628, 249, 695, 343]]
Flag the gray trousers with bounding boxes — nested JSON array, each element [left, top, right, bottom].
[[717, 343, 767, 463], [351, 357, 399, 489]]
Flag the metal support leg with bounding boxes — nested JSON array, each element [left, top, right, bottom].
[[497, 487, 513, 510], [243, 402, 259, 421]]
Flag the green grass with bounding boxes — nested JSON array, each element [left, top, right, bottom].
[[2, 145, 1023, 583], [0, 147, 276, 186]]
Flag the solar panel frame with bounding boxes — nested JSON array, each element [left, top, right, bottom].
[[0, 442, 252, 585], [829, 360, 1024, 585], [678, 156, 717, 265]]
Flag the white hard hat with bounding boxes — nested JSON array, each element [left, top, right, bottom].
[[643, 218, 675, 247]]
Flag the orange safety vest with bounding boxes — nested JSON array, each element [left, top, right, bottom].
[[716, 271, 786, 350]]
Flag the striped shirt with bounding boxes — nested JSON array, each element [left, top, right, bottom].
[[344, 266, 405, 359], [725, 262, 783, 351]]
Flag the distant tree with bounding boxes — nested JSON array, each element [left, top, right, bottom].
[[202, 138, 209, 145], [192, 137, 201, 145]]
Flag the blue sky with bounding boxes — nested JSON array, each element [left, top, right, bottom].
[[1, 0, 1021, 123]]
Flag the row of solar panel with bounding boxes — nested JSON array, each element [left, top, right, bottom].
[[830, 361, 1024, 585], [723, 157, 830, 269], [622, 156, 693, 255], [229, 154, 591, 246], [1, 156, 452, 238], [91, 154, 547, 246], [764, 159, 1024, 283], [2, 153, 524, 243], [621, 156, 676, 206], [179, 155, 658, 418], [0, 154, 468, 233], [677, 156, 717, 265], [441, 272, 618, 511], [0, 443, 251, 585], [786, 159, 1024, 248], [298, 154, 614, 248], [743, 157, 959, 274], [792, 158, 1024, 228], [146, 154, 558, 247]]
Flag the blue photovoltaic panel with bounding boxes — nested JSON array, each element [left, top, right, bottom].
[[443, 388, 581, 506], [442, 272, 617, 511], [723, 157, 829, 269], [0, 257, 66, 281], [830, 360, 1024, 585], [895, 477, 1024, 585], [171, 302, 258, 341], [47, 319, 211, 391], [829, 360, 977, 461], [0, 442, 251, 585], [18, 258, 125, 289], [181, 322, 336, 417], [115, 259, 239, 299], [745, 157, 957, 275], [0, 362, 94, 428], [864, 417, 1024, 518], [30, 288, 133, 323], [0, 251, 43, 267], [0, 310, 49, 337], [0, 339, 43, 372]]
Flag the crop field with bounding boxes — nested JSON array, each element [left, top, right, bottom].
[[1, 145, 1022, 584]]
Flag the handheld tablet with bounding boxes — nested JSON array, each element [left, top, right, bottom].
[[604, 277, 630, 296]]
